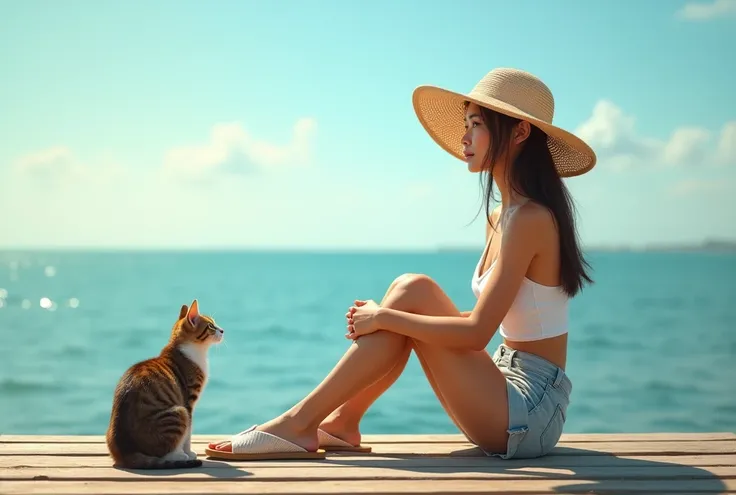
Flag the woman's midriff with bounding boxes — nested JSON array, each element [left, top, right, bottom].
[[502, 333, 568, 370]]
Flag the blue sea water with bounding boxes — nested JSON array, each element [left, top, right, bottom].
[[0, 250, 734, 436]]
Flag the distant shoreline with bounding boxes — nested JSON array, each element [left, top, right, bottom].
[[592, 239, 736, 254], [1, 240, 735, 255]]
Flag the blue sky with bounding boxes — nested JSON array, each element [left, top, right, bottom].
[[1, 0, 734, 250]]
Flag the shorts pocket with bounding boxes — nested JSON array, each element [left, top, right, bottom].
[[526, 379, 552, 415], [539, 404, 566, 456], [515, 380, 552, 415]]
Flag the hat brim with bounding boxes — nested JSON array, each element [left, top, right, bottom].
[[412, 85, 596, 178]]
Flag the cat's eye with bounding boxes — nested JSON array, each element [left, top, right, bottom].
[[208, 325, 216, 334]]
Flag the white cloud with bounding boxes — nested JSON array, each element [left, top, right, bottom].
[[12, 147, 125, 185], [676, 0, 736, 20], [162, 117, 317, 179], [575, 100, 734, 171], [715, 122, 736, 164], [14, 147, 83, 179], [660, 127, 712, 166]]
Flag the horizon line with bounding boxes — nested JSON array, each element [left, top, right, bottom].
[[0, 238, 735, 254]]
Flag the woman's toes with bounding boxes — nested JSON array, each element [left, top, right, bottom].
[[215, 441, 232, 452]]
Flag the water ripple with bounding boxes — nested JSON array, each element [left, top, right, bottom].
[[1, 250, 734, 435]]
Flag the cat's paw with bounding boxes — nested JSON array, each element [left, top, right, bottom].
[[185, 450, 198, 461], [162, 450, 190, 462]]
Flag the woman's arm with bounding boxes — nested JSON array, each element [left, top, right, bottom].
[[374, 205, 546, 351]]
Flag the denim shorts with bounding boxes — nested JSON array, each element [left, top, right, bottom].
[[480, 344, 573, 459]]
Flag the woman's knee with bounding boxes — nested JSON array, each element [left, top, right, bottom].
[[392, 273, 439, 294], [385, 273, 442, 312]]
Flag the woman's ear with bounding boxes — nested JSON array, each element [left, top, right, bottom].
[[514, 121, 532, 145]]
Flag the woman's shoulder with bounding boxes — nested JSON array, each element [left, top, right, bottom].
[[515, 200, 554, 222], [503, 201, 558, 248]]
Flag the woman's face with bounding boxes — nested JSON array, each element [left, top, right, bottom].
[[461, 102, 490, 173]]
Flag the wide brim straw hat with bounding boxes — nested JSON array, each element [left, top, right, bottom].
[[412, 68, 596, 177]]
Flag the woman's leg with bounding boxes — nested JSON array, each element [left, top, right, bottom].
[[209, 274, 413, 450], [213, 273, 510, 454], [318, 275, 413, 446], [318, 274, 473, 446], [363, 274, 510, 452]]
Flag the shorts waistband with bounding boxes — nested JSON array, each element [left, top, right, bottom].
[[495, 344, 573, 398]]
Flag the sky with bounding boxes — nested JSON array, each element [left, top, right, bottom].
[[1, 0, 734, 250]]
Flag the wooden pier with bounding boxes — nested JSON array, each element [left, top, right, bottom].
[[1, 432, 734, 493]]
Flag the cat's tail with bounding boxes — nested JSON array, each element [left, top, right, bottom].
[[117, 452, 202, 470]]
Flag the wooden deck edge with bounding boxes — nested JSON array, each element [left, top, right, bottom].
[[1, 479, 735, 494]]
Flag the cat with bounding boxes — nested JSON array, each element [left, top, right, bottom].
[[105, 299, 223, 469]]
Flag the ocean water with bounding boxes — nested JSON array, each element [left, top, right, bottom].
[[0, 250, 734, 436]]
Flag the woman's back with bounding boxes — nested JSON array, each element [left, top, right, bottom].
[[473, 201, 570, 369]]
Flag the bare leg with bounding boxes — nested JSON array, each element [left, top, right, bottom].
[[213, 273, 510, 454], [318, 274, 472, 446], [209, 275, 413, 450], [318, 275, 413, 446], [346, 274, 507, 450]]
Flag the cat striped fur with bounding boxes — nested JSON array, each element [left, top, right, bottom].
[[106, 299, 223, 469]]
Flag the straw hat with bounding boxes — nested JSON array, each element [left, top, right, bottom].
[[412, 68, 596, 177]]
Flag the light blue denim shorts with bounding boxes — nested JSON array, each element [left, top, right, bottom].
[[480, 344, 573, 459]]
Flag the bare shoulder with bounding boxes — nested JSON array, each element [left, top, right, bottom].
[[503, 201, 557, 249], [517, 201, 555, 225]]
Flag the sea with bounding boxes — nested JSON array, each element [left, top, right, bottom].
[[0, 249, 734, 436]]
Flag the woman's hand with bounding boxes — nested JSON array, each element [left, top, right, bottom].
[[345, 299, 381, 339]]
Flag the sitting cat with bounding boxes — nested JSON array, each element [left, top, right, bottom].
[[106, 299, 223, 469]]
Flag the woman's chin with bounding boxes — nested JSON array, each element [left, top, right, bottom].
[[467, 162, 482, 173]]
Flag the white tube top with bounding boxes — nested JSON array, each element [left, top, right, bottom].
[[471, 257, 569, 342]]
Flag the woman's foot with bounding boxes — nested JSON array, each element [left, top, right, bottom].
[[208, 415, 363, 451], [318, 414, 362, 447], [210, 415, 320, 453]]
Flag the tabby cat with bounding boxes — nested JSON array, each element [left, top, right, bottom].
[[106, 299, 223, 469]]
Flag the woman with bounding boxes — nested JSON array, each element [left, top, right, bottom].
[[206, 67, 596, 460]]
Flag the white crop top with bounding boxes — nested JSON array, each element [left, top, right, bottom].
[[470, 206, 569, 342]]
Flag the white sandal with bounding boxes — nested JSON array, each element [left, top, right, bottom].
[[317, 428, 372, 453], [204, 425, 326, 460]]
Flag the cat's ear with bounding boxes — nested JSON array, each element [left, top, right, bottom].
[[179, 304, 189, 320], [186, 299, 200, 325]]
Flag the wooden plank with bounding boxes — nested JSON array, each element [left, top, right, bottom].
[[1, 478, 735, 494], [1, 454, 734, 469], [3, 465, 735, 481], [2, 432, 734, 443], [2, 434, 733, 495], [2, 440, 735, 456]]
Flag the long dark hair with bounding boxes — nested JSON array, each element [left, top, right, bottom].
[[469, 102, 593, 297]]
